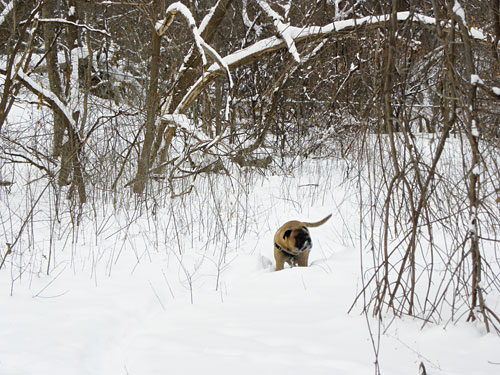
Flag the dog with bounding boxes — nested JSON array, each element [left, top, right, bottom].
[[273, 214, 331, 271]]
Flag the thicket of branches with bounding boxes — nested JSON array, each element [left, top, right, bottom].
[[0, 0, 499, 333]]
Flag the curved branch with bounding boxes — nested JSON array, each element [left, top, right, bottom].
[[174, 11, 493, 113], [37, 18, 110, 37], [156, 2, 207, 64], [0, 67, 80, 143]]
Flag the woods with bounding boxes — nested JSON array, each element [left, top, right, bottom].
[[1, 0, 499, 337]]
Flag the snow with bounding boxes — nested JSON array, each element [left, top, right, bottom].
[[37, 18, 111, 37], [69, 47, 80, 112], [329, 0, 364, 21], [201, 41, 233, 88], [168, 2, 196, 29], [10, 68, 78, 137], [0, 1, 14, 27], [2, 6, 500, 373], [173, 0, 231, 94], [471, 74, 484, 86], [225, 94, 231, 121], [276, 21, 301, 62], [156, 2, 198, 33], [493, 87, 500, 96], [220, 35, 283, 68], [453, 0, 466, 25], [166, 2, 208, 66], [468, 215, 477, 233], [471, 120, 480, 137], [161, 113, 191, 126], [192, 31, 208, 66], [198, 0, 217, 34], [1, 150, 499, 374], [256, 0, 301, 62], [156, 2, 211, 66], [450, 1, 488, 40], [256, 0, 283, 23], [188, 10, 482, 84], [242, 0, 263, 37], [160, 113, 198, 135], [176, 10, 493, 113]]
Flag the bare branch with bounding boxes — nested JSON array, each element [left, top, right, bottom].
[[0, 67, 80, 143], [175, 10, 489, 113], [37, 18, 110, 37]]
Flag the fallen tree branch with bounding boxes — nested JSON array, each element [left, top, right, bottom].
[[174, 10, 493, 113]]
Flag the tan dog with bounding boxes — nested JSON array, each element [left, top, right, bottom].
[[274, 214, 331, 271]]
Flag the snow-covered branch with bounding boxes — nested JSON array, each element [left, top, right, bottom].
[[329, 0, 364, 21], [452, 0, 467, 28], [0, 66, 79, 141], [201, 42, 233, 89], [37, 18, 110, 37], [174, 10, 495, 114], [173, 2, 217, 78], [156, 2, 208, 65], [242, 0, 263, 37], [256, 0, 300, 62], [156, 2, 232, 90], [198, 0, 220, 35], [471, 74, 500, 99], [0, 1, 14, 27]]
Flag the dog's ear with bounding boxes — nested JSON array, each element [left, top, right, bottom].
[[283, 229, 292, 239]]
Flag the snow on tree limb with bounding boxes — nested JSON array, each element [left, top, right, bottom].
[[69, 48, 80, 114], [174, 0, 233, 79], [242, 0, 263, 37], [174, 10, 494, 114], [37, 18, 110, 37], [156, 2, 232, 91], [256, 0, 301, 62], [0, 1, 14, 27], [330, 0, 364, 21], [201, 41, 233, 89], [255, 0, 282, 22], [198, 0, 218, 35], [0, 66, 80, 142], [452, 0, 467, 26], [471, 74, 500, 99], [156, 2, 208, 65]]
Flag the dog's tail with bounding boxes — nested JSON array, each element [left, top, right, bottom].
[[304, 214, 332, 228]]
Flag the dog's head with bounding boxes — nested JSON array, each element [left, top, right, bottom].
[[276, 221, 312, 255]]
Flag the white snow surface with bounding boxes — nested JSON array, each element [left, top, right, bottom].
[[2, 5, 500, 373], [1, 159, 499, 375]]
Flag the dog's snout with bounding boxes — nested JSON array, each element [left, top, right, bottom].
[[303, 237, 312, 250], [295, 232, 312, 251]]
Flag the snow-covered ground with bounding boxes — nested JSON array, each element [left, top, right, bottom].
[[1, 154, 499, 375]]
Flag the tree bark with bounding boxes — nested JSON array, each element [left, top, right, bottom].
[[148, 0, 234, 170], [490, 0, 500, 68], [133, 0, 162, 194], [42, 1, 65, 157]]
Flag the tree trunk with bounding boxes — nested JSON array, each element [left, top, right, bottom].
[[42, 1, 65, 157], [133, 0, 162, 195], [148, 0, 234, 172]]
